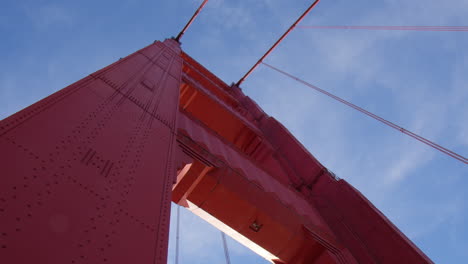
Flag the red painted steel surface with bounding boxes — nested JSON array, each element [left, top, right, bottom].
[[310, 175, 433, 263], [173, 51, 433, 263], [1, 38, 432, 263], [0, 39, 182, 264]]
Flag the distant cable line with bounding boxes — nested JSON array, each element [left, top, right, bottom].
[[175, 205, 181, 264], [221, 232, 231, 264], [296, 25, 468, 32], [262, 62, 468, 165]]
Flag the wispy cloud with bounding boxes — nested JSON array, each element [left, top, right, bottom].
[[1, 0, 467, 262], [242, 3, 468, 260], [25, 4, 74, 30], [458, 122, 468, 147], [384, 144, 434, 185], [406, 196, 464, 240], [204, 0, 253, 30]]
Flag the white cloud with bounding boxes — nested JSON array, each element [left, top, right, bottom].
[[406, 197, 464, 240], [26, 4, 74, 30], [385, 145, 434, 184], [458, 121, 468, 147], [2, 0, 467, 262], [204, 0, 253, 30], [241, 3, 468, 258]]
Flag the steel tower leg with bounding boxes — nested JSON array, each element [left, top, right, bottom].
[[0, 39, 182, 264]]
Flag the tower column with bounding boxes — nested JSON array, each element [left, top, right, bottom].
[[0, 39, 182, 264]]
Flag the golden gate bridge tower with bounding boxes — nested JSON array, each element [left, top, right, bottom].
[[4, 0, 462, 263]]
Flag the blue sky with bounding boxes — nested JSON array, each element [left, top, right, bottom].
[[1, 0, 467, 263]]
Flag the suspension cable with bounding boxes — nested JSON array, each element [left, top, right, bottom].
[[262, 62, 468, 165], [221, 232, 232, 264], [236, 0, 321, 86], [175, 205, 181, 264], [175, 0, 209, 42], [296, 25, 468, 32]]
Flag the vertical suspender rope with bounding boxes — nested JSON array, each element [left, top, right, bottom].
[[175, 0, 209, 42], [236, 0, 321, 86], [175, 205, 180, 264], [221, 232, 232, 264]]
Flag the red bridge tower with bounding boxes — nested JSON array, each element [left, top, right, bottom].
[[0, 39, 432, 263]]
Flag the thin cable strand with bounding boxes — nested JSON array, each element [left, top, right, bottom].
[[175, 0, 209, 42], [296, 25, 468, 32], [262, 62, 467, 164], [221, 232, 231, 264], [236, 0, 321, 86], [175, 205, 180, 264]]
